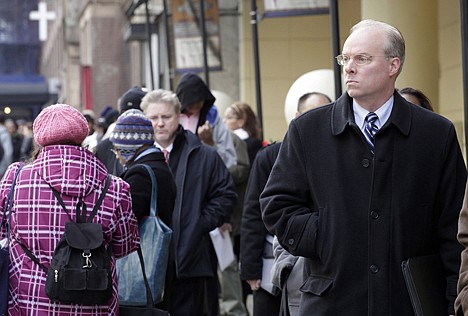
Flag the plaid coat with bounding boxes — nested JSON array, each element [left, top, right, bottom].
[[0, 145, 139, 315]]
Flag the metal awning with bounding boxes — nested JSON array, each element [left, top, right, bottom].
[[0, 75, 49, 106]]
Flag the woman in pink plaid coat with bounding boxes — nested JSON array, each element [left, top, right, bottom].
[[0, 104, 140, 315]]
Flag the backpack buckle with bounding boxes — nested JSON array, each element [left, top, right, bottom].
[[82, 252, 92, 268]]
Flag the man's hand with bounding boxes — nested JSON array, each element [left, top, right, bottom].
[[197, 120, 215, 146], [219, 222, 232, 235], [247, 279, 261, 291]]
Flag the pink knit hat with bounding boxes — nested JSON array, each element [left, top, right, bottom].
[[33, 104, 89, 147]]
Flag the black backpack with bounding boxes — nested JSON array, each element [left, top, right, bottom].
[[21, 175, 112, 305]]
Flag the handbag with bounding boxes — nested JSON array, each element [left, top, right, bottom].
[[119, 248, 170, 316], [117, 164, 172, 305], [0, 166, 24, 315]]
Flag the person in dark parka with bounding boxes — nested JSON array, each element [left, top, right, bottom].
[[261, 19, 466, 316], [240, 142, 282, 316]]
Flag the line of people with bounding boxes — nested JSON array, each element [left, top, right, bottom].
[[3, 17, 468, 316]]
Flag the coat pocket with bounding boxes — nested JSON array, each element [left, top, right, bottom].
[[300, 275, 333, 296]]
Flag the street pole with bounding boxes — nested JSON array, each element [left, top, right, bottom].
[[200, 0, 210, 88], [145, 0, 155, 89], [461, 0, 468, 158], [250, 0, 264, 139], [162, 0, 173, 90], [330, 0, 342, 100]]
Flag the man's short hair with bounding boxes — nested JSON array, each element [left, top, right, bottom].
[[297, 92, 332, 113], [140, 89, 182, 114]]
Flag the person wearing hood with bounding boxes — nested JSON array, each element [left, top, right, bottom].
[[0, 104, 139, 315], [175, 72, 237, 169]]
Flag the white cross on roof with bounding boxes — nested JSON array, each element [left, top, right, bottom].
[[29, 2, 56, 42]]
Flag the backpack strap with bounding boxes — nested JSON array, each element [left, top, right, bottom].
[[49, 174, 111, 223], [19, 243, 48, 273], [19, 174, 112, 274], [86, 174, 111, 223], [49, 187, 74, 221]]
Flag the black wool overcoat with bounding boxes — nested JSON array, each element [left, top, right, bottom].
[[261, 91, 467, 316]]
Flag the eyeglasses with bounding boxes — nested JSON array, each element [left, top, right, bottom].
[[335, 54, 391, 66]]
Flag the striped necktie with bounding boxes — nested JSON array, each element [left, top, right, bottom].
[[364, 112, 379, 154]]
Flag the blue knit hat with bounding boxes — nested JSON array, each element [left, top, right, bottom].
[[109, 109, 154, 162]]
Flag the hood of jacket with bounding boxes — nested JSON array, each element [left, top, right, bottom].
[[31, 145, 108, 198], [175, 72, 216, 121]]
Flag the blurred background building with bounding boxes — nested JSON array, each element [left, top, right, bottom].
[[0, 1, 50, 119]]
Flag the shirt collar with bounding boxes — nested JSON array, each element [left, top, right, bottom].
[[154, 141, 173, 153], [353, 95, 394, 130]]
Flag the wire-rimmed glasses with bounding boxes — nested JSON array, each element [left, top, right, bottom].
[[335, 54, 391, 66]]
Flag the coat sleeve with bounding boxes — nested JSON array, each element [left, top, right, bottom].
[[213, 115, 237, 169], [271, 235, 298, 289], [0, 162, 22, 239], [456, 181, 468, 314], [260, 121, 319, 258], [240, 147, 271, 279], [228, 133, 250, 186], [109, 177, 140, 259], [240, 144, 281, 280], [199, 150, 237, 233], [436, 125, 467, 315]]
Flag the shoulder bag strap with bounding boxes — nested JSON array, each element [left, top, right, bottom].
[[136, 246, 156, 307], [2, 165, 25, 245], [134, 164, 158, 218], [131, 164, 158, 306], [3, 166, 48, 274]]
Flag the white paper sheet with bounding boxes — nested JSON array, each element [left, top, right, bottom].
[[209, 227, 235, 271]]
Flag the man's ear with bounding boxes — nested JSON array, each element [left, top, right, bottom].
[[389, 57, 401, 77]]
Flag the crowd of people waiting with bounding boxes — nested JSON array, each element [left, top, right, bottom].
[[3, 18, 468, 316]]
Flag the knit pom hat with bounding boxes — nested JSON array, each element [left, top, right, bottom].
[[109, 109, 154, 162], [33, 104, 89, 147]]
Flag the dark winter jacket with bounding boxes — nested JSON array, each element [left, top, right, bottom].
[[261, 91, 467, 315], [169, 126, 237, 278], [120, 147, 176, 226], [240, 142, 281, 281], [95, 138, 124, 176]]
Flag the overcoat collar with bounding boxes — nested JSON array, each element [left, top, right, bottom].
[[331, 90, 412, 137]]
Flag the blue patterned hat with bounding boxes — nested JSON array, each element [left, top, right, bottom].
[[109, 109, 154, 162]]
